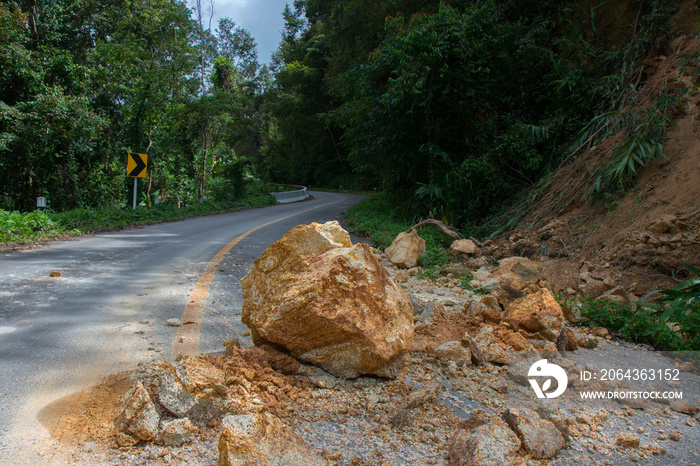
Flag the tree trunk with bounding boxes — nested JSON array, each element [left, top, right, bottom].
[[146, 168, 153, 208], [145, 135, 153, 207], [405, 218, 462, 241], [199, 122, 208, 200], [25, 0, 39, 48]]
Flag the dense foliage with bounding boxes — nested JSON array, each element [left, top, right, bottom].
[[0, 0, 265, 212], [0, 0, 682, 230], [0, 181, 276, 242], [267, 0, 679, 228]]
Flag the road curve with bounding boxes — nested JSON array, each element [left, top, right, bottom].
[[0, 191, 365, 463]]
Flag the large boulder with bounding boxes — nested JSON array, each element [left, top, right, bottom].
[[385, 230, 426, 268], [503, 287, 564, 341], [241, 221, 414, 379], [218, 412, 326, 466]]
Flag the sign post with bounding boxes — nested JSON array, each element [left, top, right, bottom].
[[127, 152, 148, 209]]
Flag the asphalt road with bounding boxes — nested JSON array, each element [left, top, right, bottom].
[[0, 191, 365, 462]]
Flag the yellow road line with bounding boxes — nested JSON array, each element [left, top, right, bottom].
[[171, 196, 352, 357]]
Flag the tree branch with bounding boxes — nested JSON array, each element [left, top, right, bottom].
[[405, 218, 462, 240]]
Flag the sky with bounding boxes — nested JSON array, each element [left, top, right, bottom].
[[208, 0, 291, 64]]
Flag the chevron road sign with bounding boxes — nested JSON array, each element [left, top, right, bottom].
[[127, 152, 148, 178], [127, 152, 148, 209]]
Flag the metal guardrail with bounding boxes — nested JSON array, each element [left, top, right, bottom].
[[269, 185, 309, 204]]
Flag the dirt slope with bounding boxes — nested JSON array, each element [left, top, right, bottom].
[[486, 2, 700, 294]]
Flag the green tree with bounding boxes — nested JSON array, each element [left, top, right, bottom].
[[263, 2, 352, 187], [334, 2, 557, 224]]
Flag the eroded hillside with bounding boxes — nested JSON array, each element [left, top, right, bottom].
[[483, 1, 700, 295]]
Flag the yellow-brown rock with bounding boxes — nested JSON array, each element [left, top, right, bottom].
[[493, 257, 543, 291], [449, 239, 478, 255], [501, 330, 530, 351], [503, 288, 564, 341], [241, 221, 413, 379], [385, 229, 426, 268], [218, 412, 325, 466]]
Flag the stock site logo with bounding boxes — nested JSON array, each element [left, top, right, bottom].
[[528, 359, 568, 399]]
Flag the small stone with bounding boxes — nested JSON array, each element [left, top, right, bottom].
[[670, 399, 698, 415], [678, 362, 695, 372], [434, 341, 472, 367], [616, 433, 640, 449], [115, 432, 138, 448], [166, 318, 181, 327], [385, 230, 426, 269], [446, 361, 459, 376], [503, 407, 564, 459], [449, 239, 478, 256], [669, 432, 680, 441], [503, 287, 564, 341], [480, 307, 502, 324], [618, 397, 646, 410], [394, 270, 410, 283], [648, 216, 676, 235], [490, 379, 508, 393], [448, 419, 521, 466], [156, 370, 196, 417], [218, 412, 325, 466], [160, 418, 197, 446], [49, 271, 61, 278], [501, 330, 528, 351]]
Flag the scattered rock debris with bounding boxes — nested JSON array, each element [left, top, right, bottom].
[[35, 221, 700, 466]]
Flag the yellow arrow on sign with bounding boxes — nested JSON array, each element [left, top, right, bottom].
[[127, 152, 148, 178]]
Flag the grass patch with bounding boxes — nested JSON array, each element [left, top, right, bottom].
[[346, 197, 455, 271], [573, 263, 700, 351], [457, 273, 490, 294], [52, 195, 275, 234], [1, 183, 277, 245], [571, 294, 699, 352], [346, 197, 408, 249]]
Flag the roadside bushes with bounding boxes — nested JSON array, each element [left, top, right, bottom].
[[574, 266, 700, 352], [0, 210, 61, 241], [0, 183, 277, 244]]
